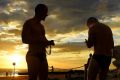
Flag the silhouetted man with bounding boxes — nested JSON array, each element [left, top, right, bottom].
[[84, 53, 92, 80], [22, 4, 54, 80], [86, 53, 92, 69], [85, 17, 114, 80]]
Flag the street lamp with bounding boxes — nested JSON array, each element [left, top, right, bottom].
[[12, 62, 16, 77]]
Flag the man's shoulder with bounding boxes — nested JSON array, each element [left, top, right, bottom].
[[25, 18, 33, 23], [23, 18, 34, 27], [95, 23, 104, 27], [100, 23, 111, 30], [95, 23, 113, 34], [97, 23, 109, 28], [90, 23, 105, 32], [95, 23, 111, 30]]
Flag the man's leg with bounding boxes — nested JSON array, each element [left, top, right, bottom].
[[87, 58, 99, 80], [99, 68, 108, 80], [26, 55, 39, 80], [38, 59, 48, 80], [99, 56, 111, 80]]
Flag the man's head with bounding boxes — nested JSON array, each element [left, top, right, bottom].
[[87, 17, 98, 28], [35, 4, 48, 21], [89, 53, 92, 58]]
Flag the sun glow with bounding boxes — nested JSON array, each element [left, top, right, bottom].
[[10, 54, 23, 65]]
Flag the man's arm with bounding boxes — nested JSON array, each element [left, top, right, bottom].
[[86, 28, 95, 48], [112, 33, 114, 49], [21, 21, 31, 44], [21, 21, 44, 44], [21, 21, 52, 47]]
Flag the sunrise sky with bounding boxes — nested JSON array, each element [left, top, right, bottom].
[[0, 0, 120, 70]]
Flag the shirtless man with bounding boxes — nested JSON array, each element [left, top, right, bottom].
[[22, 4, 54, 80], [85, 17, 114, 80]]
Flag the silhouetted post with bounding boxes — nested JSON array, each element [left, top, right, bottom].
[[6, 72, 8, 77], [13, 62, 16, 77], [84, 64, 87, 80], [51, 66, 54, 72]]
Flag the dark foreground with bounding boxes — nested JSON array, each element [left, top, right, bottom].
[[0, 71, 120, 80]]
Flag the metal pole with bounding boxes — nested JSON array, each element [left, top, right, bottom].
[[13, 62, 16, 79]]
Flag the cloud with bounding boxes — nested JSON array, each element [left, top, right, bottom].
[[0, 0, 120, 35], [96, 0, 108, 14], [108, 0, 120, 12], [44, 0, 120, 35], [113, 28, 120, 45], [0, 0, 29, 22], [0, 0, 119, 56], [51, 42, 91, 54], [0, 0, 10, 8], [44, 0, 98, 34], [0, 41, 17, 52]]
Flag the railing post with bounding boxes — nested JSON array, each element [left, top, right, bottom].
[[84, 64, 87, 80]]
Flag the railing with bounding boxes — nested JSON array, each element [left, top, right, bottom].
[[49, 64, 88, 80]]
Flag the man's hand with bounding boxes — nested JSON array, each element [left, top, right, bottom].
[[85, 39, 88, 44], [48, 40, 55, 46]]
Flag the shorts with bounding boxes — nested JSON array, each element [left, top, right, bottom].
[[92, 54, 111, 69]]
